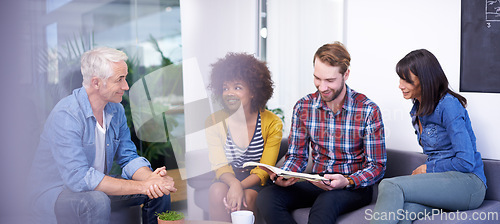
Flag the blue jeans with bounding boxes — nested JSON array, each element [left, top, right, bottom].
[[256, 181, 373, 224], [370, 171, 485, 224], [55, 188, 171, 224]]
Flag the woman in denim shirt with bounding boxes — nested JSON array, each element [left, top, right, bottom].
[[371, 49, 486, 224]]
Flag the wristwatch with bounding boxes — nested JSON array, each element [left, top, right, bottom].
[[344, 175, 355, 189]]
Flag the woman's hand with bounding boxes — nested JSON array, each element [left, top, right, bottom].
[[223, 182, 247, 213], [412, 164, 427, 175]]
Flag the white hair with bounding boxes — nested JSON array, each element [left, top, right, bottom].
[[80, 47, 128, 88]]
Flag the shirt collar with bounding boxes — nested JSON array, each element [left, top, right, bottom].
[[74, 87, 117, 119], [410, 101, 420, 117]]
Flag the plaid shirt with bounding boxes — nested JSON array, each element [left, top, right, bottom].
[[282, 85, 386, 188]]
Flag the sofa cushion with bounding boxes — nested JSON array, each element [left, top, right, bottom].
[[292, 205, 377, 224], [385, 148, 427, 178], [291, 207, 310, 224], [337, 204, 375, 224]]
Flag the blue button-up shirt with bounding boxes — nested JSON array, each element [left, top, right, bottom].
[[29, 87, 151, 223], [412, 93, 487, 187]]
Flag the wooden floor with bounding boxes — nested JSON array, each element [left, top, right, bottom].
[[167, 168, 187, 202]]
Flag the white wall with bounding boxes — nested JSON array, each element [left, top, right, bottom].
[[266, 0, 344, 135], [181, 0, 257, 86], [345, 0, 500, 159]]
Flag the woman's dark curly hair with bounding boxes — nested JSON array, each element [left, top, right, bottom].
[[209, 52, 274, 113]]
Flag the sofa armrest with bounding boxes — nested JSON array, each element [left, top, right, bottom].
[[483, 158, 500, 201]]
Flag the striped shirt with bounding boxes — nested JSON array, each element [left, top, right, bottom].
[[224, 113, 264, 168], [282, 85, 386, 188]]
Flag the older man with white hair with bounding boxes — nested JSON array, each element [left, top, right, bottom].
[[29, 47, 176, 224]]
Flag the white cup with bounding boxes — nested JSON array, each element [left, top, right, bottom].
[[231, 210, 255, 224]]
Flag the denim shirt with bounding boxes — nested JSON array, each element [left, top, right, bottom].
[[411, 93, 486, 187], [29, 87, 151, 223]]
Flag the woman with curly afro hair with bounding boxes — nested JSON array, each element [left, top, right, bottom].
[[205, 52, 283, 222]]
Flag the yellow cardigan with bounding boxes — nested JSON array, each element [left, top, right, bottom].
[[205, 109, 283, 186]]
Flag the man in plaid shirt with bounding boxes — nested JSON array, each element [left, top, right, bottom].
[[257, 42, 386, 224]]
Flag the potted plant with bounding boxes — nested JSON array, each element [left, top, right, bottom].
[[156, 211, 185, 224]]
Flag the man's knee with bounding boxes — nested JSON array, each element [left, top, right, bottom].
[[56, 190, 111, 223], [72, 190, 111, 218], [85, 191, 111, 211]]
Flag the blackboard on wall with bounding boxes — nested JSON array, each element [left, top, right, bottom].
[[460, 0, 500, 93]]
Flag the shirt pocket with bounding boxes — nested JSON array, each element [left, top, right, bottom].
[[111, 138, 120, 153], [108, 124, 120, 151], [420, 124, 438, 147]]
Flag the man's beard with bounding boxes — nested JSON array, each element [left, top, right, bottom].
[[320, 78, 345, 102]]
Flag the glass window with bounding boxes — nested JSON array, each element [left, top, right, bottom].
[[32, 0, 184, 172]]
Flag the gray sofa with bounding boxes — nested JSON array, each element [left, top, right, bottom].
[[188, 138, 500, 223]]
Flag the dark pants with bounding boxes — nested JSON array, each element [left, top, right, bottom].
[[256, 181, 372, 224], [55, 188, 171, 224]]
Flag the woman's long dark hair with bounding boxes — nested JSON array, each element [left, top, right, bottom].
[[396, 49, 466, 116]]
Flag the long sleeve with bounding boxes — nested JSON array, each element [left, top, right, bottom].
[[427, 98, 476, 173], [251, 110, 283, 185], [49, 109, 105, 192], [349, 107, 386, 188], [282, 101, 310, 173]]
